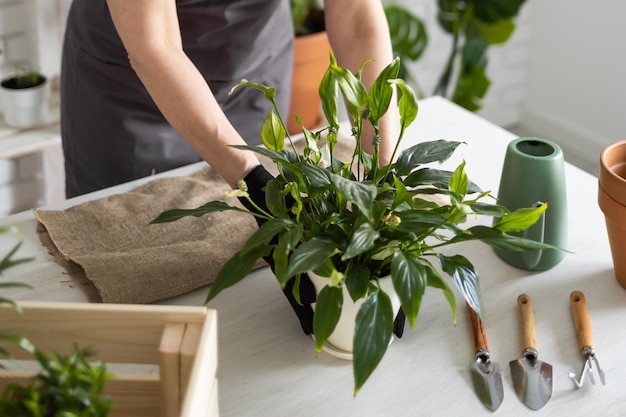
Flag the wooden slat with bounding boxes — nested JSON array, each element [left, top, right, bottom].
[[181, 310, 218, 417], [159, 323, 185, 417], [0, 301, 207, 363], [179, 323, 202, 398]]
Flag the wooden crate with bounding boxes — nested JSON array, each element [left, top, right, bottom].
[[0, 301, 218, 417]]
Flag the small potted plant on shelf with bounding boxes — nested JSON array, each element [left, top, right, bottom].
[[0, 66, 49, 128], [151, 54, 556, 393]]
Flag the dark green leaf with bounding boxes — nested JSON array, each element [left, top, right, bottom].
[[343, 222, 380, 260], [395, 210, 447, 233], [404, 168, 482, 193], [391, 251, 427, 327], [285, 238, 337, 282], [241, 218, 294, 255], [313, 285, 343, 352], [205, 245, 271, 304], [353, 290, 394, 394], [423, 259, 457, 323], [454, 225, 565, 251], [385, 5, 428, 61], [230, 145, 292, 164], [345, 264, 370, 302], [473, 0, 527, 23], [150, 201, 245, 224], [437, 253, 483, 318], [395, 140, 463, 176], [329, 173, 377, 219]]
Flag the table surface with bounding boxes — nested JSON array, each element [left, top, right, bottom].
[[1, 96, 624, 417]]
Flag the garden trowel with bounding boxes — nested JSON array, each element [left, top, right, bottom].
[[467, 304, 503, 411], [509, 294, 553, 410]]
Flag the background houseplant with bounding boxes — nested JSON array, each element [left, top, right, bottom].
[[384, 0, 528, 111], [152, 54, 554, 393], [0, 66, 50, 128], [0, 228, 113, 417]]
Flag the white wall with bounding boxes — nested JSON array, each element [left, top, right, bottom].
[[521, 0, 626, 176]]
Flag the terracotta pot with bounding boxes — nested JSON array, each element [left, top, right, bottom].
[[598, 185, 626, 289], [599, 139, 626, 206], [598, 139, 626, 289], [287, 31, 330, 135]]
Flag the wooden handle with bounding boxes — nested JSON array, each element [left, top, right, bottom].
[[467, 303, 489, 352], [570, 290, 594, 349], [517, 294, 537, 351]]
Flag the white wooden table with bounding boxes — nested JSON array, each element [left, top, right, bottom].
[[1, 96, 623, 416]]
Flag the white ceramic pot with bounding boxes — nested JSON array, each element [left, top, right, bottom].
[[308, 271, 401, 359], [0, 78, 50, 128]]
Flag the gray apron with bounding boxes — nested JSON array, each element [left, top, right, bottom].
[[61, 0, 293, 197]]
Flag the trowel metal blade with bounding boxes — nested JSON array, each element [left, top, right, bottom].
[[509, 357, 553, 410], [469, 359, 504, 411]]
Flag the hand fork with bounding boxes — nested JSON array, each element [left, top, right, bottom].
[[568, 291, 606, 388]]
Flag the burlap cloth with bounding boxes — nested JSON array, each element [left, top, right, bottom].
[[35, 136, 356, 304]]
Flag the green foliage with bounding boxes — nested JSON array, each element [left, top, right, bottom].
[[0, 346, 112, 417], [0, 229, 111, 416], [290, 0, 324, 36], [152, 55, 558, 393], [384, 0, 527, 111], [1, 67, 46, 90]]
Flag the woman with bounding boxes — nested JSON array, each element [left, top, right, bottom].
[[61, 0, 396, 197], [60, 0, 402, 335]]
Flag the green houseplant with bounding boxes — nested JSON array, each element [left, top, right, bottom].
[[0, 66, 49, 128], [0, 228, 113, 417], [152, 54, 555, 393]]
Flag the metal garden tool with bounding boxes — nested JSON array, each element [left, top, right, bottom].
[[509, 294, 553, 410], [568, 290, 606, 388], [467, 303, 504, 411]]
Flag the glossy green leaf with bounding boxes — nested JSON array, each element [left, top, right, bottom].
[[454, 225, 565, 251], [391, 251, 427, 327], [241, 218, 294, 255], [205, 245, 271, 304], [260, 109, 286, 151], [389, 78, 418, 134], [319, 65, 340, 130], [229, 79, 277, 101], [149, 201, 245, 224], [343, 222, 380, 260], [285, 237, 337, 282], [353, 290, 394, 394], [437, 253, 483, 319], [313, 285, 343, 352], [449, 160, 469, 196], [330, 64, 369, 115], [345, 264, 370, 302], [368, 57, 400, 122], [423, 259, 457, 324], [329, 173, 377, 219], [404, 168, 483, 193], [395, 140, 462, 176], [493, 203, 547, 232]]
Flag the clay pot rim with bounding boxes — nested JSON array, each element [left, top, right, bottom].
[[599, 140, 626, 206], [598, 183, 626, 222]]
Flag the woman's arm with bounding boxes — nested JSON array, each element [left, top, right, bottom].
[[106, 0, 260, 188], [324, 0, 398, 165]]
